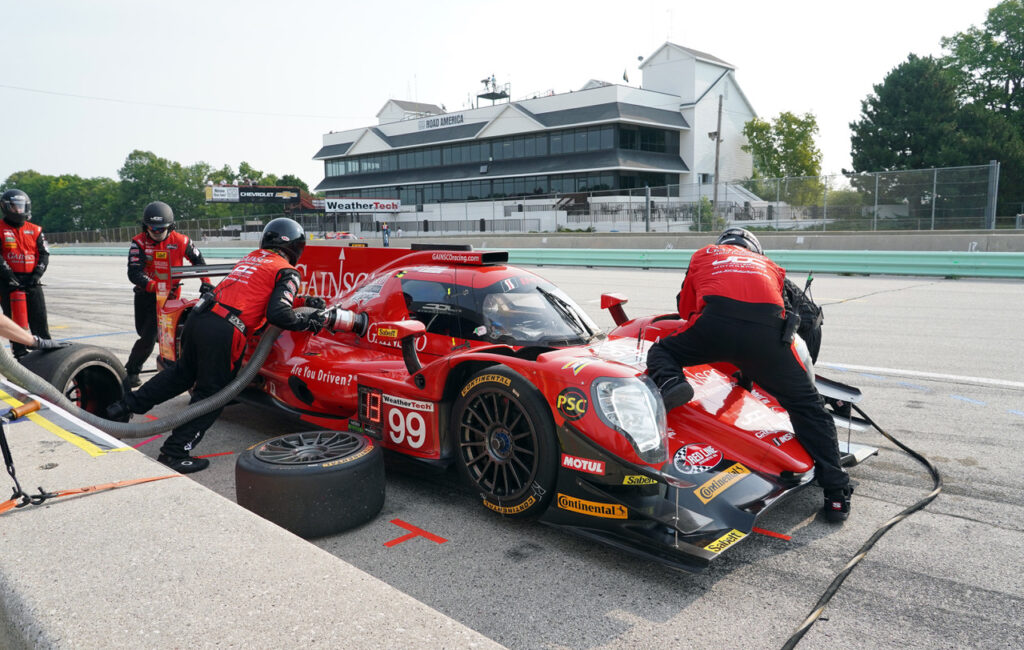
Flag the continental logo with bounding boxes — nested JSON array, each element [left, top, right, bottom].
[[461, 374, 511, 397], [376, 327, 399, 338], [693, 463, 750, 504], [557, 494, 627, 519], [321, 443, 373, 467], [623, 475, 658, 486], [704, 529, 747, 554], [482, 495, 536, 515]]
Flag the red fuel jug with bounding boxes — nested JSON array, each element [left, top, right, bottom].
[[10, 290, 29, 329]]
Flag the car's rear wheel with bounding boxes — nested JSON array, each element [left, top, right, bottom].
[[235, 430, 385, 538], [452, 366, 557, 518], [19, 344, 126, 415]]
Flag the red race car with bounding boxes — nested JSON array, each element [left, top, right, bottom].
[[157, 243, 876, 570]]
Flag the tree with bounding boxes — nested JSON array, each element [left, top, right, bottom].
[[278, 174, 310, 193], [848, 54, 961, 173], [117, 150, 210, 222], [941, 0, 1024, 130], [742, 112, 822, 179]]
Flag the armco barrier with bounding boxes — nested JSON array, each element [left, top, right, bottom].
[[51, 247, 1024, 278]]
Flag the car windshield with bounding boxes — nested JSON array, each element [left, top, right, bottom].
[[473, 280, 601, 346]]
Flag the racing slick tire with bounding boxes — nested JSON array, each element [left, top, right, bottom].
[[452, 366, 558, 518], [19, 344, 126, 415], [235, 430, 385, 538]]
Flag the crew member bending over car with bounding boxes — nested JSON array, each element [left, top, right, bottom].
[[124, 201, 211, 387], [645, 227, 853, 522], [0, 189, 52, 360], [106, 218, 327, 473]]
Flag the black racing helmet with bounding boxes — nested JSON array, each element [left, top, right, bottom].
[[1, 189, 31, 226], [261, 217, 306, 265], [716, 227, 763, 256], [142, 201, 175, 231]]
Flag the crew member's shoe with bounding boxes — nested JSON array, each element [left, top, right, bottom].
[[661, 382, 695, 412], [823, 486, 853, 522], [104, 399, 132, 423], [124, 373, 141, 388], [157, 454, 210, 474]]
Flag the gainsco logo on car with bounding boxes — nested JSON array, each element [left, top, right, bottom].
[[560, 453, 605, 475], [673, 443, 723, 474], [556, 387, 588, 420]]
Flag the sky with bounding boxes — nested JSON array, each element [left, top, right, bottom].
[[0, 0, 996, 191]]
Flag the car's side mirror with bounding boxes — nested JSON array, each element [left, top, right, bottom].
[[373, 320, 427, 384], [600, 293, 629, 326]]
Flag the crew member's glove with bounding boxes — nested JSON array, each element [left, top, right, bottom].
[[29, 336, 69, 351], [731, 371, 753, 392], [199, 281, 215, 295], [302, 311, 326, 334], [303, 295, 326, 310], [7, 278, 23, 290]]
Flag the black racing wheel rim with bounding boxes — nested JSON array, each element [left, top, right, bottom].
[[458, 389, 539, 501], [63, 362, 122, 414], [254, 431, 366, 465]]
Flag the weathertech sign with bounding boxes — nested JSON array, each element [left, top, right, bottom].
[[325, 198, 401, 213]]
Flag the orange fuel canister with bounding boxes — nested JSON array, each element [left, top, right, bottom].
[[10, 290, 29, 329]]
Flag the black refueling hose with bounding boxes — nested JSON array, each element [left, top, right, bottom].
[[781, 404, 943, 649]]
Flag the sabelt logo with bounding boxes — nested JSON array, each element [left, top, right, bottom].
[[376, 327, 399, 338], [560, 453, 605, 475], [483, 495, 535, 515], [461, 374, 511, 397], [557, 494, 627, 519], [704, 529, 747, 554], [693, 463, 750, 504], [155, 251, 168, 259], [622, 475, 658, 486]]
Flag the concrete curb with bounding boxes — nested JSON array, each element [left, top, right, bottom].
[[0, 409, 502, 649]]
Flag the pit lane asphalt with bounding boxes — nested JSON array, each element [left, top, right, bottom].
[[41, 253, 1024, 649]]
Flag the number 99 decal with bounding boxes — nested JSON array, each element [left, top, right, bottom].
[[382, 394, 438, 455], [389, 408, 426, 448]]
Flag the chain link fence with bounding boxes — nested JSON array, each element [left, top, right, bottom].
[[46, 163, 1008, 243]]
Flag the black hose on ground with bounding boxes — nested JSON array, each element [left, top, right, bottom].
[[780, 404, 943, 649], [0, 325, 284, 439]]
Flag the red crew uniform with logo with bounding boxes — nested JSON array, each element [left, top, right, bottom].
[[125, 230, 208, 376], [125, 248, 314, 460], [646, 244, 849, 492], [0, 219, 51, 357]]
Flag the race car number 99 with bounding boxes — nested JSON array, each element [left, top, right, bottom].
[[382, 394, 436, 451]]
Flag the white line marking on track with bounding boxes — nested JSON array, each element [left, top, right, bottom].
[[819, 362, 1024, 390]]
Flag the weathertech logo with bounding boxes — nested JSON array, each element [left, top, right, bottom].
[[560, 453, 605, 475], [704, 529, 747, 554], [693, 463, 750, 504], [557, 494, 627, 519]]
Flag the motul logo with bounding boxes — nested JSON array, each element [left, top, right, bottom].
[[561, 453, 605, 475]]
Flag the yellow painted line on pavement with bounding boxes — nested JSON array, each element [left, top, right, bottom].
[[0, 391, 118, 457]]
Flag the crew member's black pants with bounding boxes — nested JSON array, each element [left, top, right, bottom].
[[126, 290, 157, 375], [125, 312, 243, 459], [1, 283, 51, 358], [646, 312, 849, 491]]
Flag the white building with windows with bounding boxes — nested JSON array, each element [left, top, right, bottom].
[[313, 42, 756, 225]]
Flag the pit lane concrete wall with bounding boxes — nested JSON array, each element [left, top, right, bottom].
[[0, 412, 502, 649]]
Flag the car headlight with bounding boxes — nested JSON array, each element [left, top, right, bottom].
[[591, 375, 668, 464]]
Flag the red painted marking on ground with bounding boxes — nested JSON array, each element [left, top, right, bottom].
[[144, 414, 158, 420], [194, 451, 234, 459], [753, 526, 792, 541], [384, 518, 447, 547], [132, 435, 161, 448]]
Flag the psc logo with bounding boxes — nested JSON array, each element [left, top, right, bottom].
[[556, 388, 588, 421]]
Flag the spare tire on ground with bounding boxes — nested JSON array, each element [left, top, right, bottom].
[[19, 344, 126, 415], [235, 430, 385, 538]]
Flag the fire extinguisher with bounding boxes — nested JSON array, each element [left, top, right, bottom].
[[10, 290, 29, 329]]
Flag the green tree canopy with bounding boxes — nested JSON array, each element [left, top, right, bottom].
[[742, 111, 822, 179]]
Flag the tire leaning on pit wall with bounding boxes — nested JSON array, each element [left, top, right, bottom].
[[19, 344, 126, 415], [235, 430, 385, 538]]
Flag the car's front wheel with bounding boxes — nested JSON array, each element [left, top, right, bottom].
[[452, 367, 557, 518]]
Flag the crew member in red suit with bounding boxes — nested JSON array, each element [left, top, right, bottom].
[[0, 189, 51, 359], [106, 218, 326, 473], [124, 201, 211, 387], [645, 227, 853, 522]]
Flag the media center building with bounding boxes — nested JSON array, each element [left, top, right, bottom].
[[313, 42, 756, 226]]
